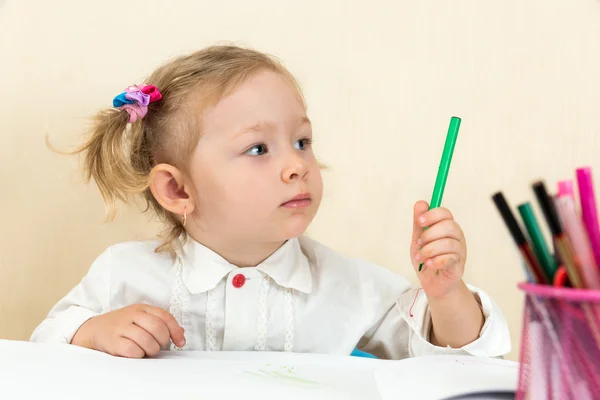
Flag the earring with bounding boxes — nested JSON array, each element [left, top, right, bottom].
[[182, 206, 187, 227]]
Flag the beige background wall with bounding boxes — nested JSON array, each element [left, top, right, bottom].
[[2, 0, 600, 361]]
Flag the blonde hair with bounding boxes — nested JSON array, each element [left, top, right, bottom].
[[71, 45, 305, 255]]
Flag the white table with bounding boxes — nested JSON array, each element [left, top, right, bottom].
[[0, 340, 518, 400]]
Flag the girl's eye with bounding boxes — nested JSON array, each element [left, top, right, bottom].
[[245, 144, 268, 156], [294, 138, 313, 151]]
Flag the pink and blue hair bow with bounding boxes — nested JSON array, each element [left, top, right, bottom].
[[113, 84, 163, 123]]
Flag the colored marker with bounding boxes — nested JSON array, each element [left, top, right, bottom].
[[550, 181, 574, 266], [554, 180, 575, 264], [532, 181, 583, 288], [492, 192, 548, 284], [553, 265, 568, 287], [419, 116, 461, 271], [558, 180, 574, 199], [554, 196, 600, 289], [576, 167, 600, 269], [518, 202, 558, 283]]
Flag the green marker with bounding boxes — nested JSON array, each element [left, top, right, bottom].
[[517, 202, 557, 282], [419, 117, 461, 271]]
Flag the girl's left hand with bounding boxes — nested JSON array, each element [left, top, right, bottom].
[[410, 200, 467, 299]]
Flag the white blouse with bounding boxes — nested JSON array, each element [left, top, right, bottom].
[[30, 236, 511, 359]]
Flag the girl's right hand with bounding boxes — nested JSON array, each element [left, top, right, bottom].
[[71, 304, 186, 358]]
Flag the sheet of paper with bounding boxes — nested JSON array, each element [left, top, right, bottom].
[[373, 354, 519, 400], [0, 340, 382, 400]]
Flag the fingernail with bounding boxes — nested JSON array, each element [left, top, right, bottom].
[[415, 253, 421, 262], [419, 216, 426, 225], [417, 238, 422, 246]]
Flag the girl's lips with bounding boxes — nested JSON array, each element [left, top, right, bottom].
[[281, 193, 311, 208], [281, 199, 311, 208]]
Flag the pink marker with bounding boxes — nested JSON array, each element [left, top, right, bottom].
[[558, 180, 574, 198], [554, 196, 600, 289], [576, 167, 600, 269]]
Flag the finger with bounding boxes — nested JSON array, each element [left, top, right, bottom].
[[412, 201, 430, 243], [142, 306, 186, 347], [417, 220, 464, 247], [418, 207, 454, 229], [415, 238, 463, 264], [121, 324, 161, 357], [133, 312, 171, 347], [422, 253, 461, 271], [113, 337, 145, 359]]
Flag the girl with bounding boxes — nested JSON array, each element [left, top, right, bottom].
[[31, 45, 510, 359]]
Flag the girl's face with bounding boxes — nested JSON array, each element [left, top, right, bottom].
[[187, 70, 323, 244]]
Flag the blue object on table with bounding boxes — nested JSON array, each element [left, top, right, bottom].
[[350, 348, 377, 359]]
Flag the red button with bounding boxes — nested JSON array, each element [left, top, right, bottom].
[[232, 274, 246, 288]]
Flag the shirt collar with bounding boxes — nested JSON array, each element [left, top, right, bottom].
[[256, 238, 312, 294], [180, 236, 313, 295]]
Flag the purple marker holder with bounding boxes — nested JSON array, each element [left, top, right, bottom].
[[517, 283, 600, 399]]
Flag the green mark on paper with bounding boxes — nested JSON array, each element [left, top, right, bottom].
[[242, 364, 322, 386]]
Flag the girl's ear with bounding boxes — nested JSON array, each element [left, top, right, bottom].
[[149, 164, 196, 216]]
